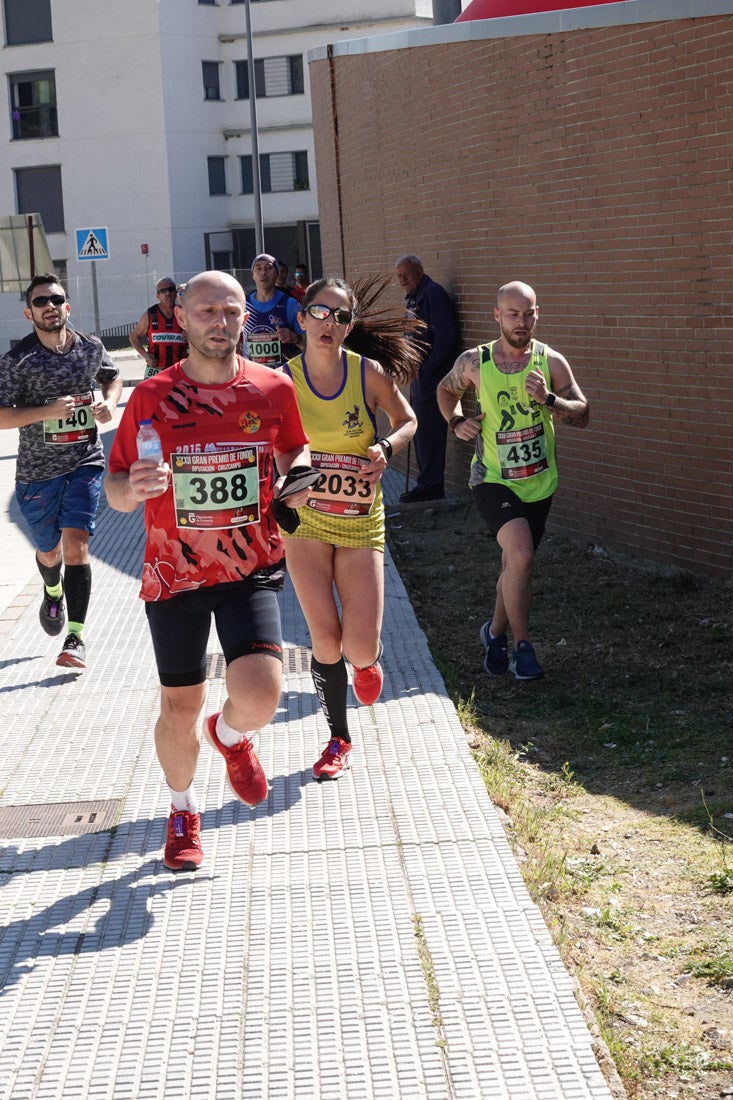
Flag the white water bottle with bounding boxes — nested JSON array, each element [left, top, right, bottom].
[[136, 419, 163, 462]]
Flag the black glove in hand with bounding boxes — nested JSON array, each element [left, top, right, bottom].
[[272, 495, 300, 534], [272, 465, 321, 533], [276, 465, 322, 498]]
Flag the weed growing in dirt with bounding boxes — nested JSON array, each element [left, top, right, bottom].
[[388, 499, 733, 1099]]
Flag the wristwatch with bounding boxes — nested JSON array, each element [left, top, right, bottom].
[[377, 438, 393, 461], [545, 392, 557, 408]]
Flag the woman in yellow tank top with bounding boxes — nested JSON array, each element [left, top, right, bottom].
[[283, 275, 422, 780]]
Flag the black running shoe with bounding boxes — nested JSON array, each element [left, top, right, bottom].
[[40, 586, 65, 637]]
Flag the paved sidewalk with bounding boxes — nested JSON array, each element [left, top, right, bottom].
[[0, 391, 616, 1100]]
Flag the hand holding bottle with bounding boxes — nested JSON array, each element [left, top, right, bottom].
[[130, 419, 170, 500]]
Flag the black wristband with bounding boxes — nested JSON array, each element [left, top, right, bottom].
[[449, 415, 466, 434], [377, 438, 393, 461]]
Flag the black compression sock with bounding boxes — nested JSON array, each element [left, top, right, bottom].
[[36, 555, 62, 590], [63, 563, 92, 626], [311, 656, 350, 744]]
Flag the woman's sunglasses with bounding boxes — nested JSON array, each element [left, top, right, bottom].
[[304, 303, 353, 325]]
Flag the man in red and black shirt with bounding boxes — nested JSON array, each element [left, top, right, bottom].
[[107, 271, 312, 871], [130, 277, 188, 378]]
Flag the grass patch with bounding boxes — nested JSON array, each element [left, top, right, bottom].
[[388, 501, 733, 1099]]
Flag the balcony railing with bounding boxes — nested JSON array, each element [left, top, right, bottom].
[[12, 105, 58, 140]]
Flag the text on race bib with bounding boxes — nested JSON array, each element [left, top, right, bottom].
[[43, 393, 95, 445], [171, 447, 262, 530], [496, 423, 549, 481], [306, 451, 375, 517]]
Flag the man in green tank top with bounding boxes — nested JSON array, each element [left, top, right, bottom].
[[437, 281, 590, 680]]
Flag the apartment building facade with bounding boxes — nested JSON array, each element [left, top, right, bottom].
[[0, 0, 429, 347]]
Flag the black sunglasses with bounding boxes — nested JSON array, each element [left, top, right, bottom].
[[31, 294, 66, 308], [304, 303, 353, 325]]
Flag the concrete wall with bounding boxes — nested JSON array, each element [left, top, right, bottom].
[[309, 2, 733, 580]]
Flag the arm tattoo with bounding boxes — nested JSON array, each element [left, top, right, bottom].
[[441, 349, 478, 397], [555, 381, 589, 427]]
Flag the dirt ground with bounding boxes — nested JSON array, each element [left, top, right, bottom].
[[387, 496, 733, 1099]]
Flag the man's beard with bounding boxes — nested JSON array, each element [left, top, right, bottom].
[[190, 334, 238, 360], [501, 324, 533, 350], [34, 317, 65, 334]]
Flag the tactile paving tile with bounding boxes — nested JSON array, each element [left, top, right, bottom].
[[0, 470, 613, 1100]]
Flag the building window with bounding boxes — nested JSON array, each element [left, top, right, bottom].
[[208, 156, 226, 196], [15, 165, 64, 232], [52, 259, 67, 286], [235, 62, 250, 101], [9, 71, 57, 140], [240, 152, 309, 195], [235, 55, 304, 100], [198, 0, 216, 5], [202, 61, 221, 102], [211, 250, 232, 271], [240, 156, 253, 195], [4, 0, 52, 45]]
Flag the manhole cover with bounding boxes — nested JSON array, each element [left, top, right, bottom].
[[0, 799, 122, 839]]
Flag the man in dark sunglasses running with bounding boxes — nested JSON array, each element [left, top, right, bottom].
[[0, 273, 122, 669]]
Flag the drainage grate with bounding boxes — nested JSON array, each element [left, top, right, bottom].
[[206, 652, 227, 679], [285, 645, 311, 674], [0, 799, 122, 839], [206, 646, 310, 680]]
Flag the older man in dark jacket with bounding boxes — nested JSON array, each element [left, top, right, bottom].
[[396, 254, 459, 502]]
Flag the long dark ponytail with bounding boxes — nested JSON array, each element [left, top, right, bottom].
[[300, 274, 427, 386]]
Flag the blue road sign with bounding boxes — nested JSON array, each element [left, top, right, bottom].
[[76, 227, 109, 261]]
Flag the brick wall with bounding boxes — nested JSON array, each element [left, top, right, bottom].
[[310, 14, 733, 581]]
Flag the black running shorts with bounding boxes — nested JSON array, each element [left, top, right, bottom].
[[473, 482, 553, 551], [145, 579, 282, 688]]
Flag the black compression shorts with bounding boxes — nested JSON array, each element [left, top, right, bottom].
[[145, 579, 282, 688], [473, 482, 553, 551]]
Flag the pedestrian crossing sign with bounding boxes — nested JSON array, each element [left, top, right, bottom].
[[75, 227, 109, 261]]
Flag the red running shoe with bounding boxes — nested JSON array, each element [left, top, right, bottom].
[[353, 662, 383, 706], [205, 713, 268, 806], [312, 737, 352, 780], [56, 633, 86, 669], [164, 808, 203, 871]]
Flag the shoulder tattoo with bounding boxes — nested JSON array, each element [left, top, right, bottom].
[[443, 349, 478, 396]]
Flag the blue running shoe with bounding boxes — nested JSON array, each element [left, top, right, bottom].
[[479, 621, 508, 676], [510, 640, 544, 681]]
